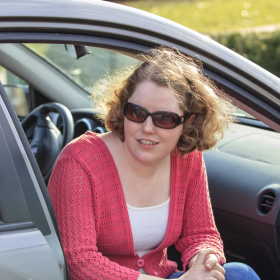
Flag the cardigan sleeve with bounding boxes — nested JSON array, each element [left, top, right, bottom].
[[174, 152, 226, 271], [48, 155, 140, 280]]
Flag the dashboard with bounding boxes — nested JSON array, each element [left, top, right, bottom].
[[204, 123, 280, 279]]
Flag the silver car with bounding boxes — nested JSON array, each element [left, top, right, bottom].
[[0, 0, 279, 279]]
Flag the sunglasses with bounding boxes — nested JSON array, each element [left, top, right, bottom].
[[123, 102, 192, 129]]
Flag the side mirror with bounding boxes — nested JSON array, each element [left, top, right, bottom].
[[4, 85, 30, 116], [65, 45, 90, 59]]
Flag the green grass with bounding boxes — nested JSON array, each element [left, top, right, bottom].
[[120, 0, 280, 34], [213, 31, 280, 77]]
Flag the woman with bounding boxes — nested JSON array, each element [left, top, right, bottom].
[[48, 47, 260, 280]]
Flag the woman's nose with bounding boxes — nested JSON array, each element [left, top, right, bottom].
[[141, 116, 155, 133]]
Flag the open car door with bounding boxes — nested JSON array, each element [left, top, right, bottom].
[[0, 82, 67, 279]]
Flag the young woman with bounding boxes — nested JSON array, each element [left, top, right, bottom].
[[48, 47, 260, 280]]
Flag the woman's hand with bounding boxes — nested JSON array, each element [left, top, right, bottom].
[[204, 252, 224, 274], [179, 249, 225, 280]]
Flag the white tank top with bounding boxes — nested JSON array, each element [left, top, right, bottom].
[[127, 198, 170, 274]]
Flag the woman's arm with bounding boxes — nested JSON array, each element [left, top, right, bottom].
[[48, 155, 140, 280], [175, 152, 226, 271]]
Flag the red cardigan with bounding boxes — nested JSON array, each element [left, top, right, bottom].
[[48, 132, 225, 280]]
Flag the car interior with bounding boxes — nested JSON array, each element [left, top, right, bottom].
[[0, 42, 280, 280]]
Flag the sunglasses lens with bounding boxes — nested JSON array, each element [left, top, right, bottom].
[[125, 103, 147, 122], [153, 113, 177, 128], [124, 103, 182, 128]]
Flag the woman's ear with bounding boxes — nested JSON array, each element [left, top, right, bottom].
[[186, 114, 196, 125]]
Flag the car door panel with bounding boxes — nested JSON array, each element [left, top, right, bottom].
[[0, 124, 31, 223], [0, 83, 66, 279], [0, 84, 51, 234], [0, 229, 63, 280]]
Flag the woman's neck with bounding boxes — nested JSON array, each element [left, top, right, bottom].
[[122, 143, 170, 180]]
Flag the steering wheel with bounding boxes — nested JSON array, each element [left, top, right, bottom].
[[21, 102, 74, 182]]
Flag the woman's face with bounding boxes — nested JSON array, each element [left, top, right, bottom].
[[124, 80, 184, 166]]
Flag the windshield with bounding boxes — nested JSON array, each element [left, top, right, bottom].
[[24, 44, 140, 94]]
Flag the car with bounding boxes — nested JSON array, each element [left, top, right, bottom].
[[0, 0, 279, 279]]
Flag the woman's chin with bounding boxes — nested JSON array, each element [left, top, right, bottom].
[[132, 151, 165, 166]]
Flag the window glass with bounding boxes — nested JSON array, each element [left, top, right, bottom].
[[0, 66, 29, 116], [24, 44, 141, 94], [1, 45, 254, 120], [0, 66, 28, 86], [233, 107, 254, 119]]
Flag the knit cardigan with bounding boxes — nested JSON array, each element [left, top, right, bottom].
[[48, 132, 226, 280]]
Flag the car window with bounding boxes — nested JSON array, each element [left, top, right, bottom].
[[0, 66, 30, 116], [24, 44, 141, 94], [1, 45, 254, 121], [233, 107, 254, 119], [0, 65, 28, 86]]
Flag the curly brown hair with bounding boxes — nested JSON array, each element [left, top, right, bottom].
[[91, 47, 235, 156]]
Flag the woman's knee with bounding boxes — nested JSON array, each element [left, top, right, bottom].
[[223, 262, 260, 280]]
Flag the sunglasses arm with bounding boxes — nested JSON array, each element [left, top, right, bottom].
[[179, 113, 194, 125]]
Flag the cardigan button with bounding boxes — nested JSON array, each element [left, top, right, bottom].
[[136, 259, 145, 268]]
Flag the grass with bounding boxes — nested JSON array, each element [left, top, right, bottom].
[[119, 0, 280, 34], [213, 31, 280, 77]]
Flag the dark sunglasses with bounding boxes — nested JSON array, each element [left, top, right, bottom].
[[123, 102, 192, 129]]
